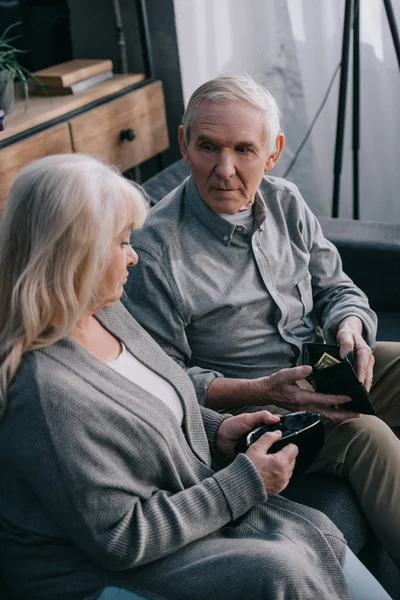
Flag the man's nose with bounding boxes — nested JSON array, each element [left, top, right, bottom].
[[214, 151, 235, 179]]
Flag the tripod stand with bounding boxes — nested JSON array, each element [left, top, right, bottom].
[[332, 0, 400, 218]]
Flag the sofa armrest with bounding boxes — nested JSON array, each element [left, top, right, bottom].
[[318, 217, 400, 314]]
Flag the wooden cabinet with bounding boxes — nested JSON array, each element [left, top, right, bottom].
[[69, 81, 169, 172], [0, 75, 169, 215], [0, 124, 73, 205]]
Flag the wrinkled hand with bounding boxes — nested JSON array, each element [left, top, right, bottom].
[[337, 316, 374, 391], [246, 431, 299, 496], [216, 410, 281, 458], [256, 365, 359, 421]]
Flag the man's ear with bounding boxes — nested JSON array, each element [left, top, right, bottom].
[[265, 133, 285, 172], [178, 126, 192, 167]]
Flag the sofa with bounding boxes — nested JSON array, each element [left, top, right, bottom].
[[1, 160, 399, 599], [142, 159, 400, 597]]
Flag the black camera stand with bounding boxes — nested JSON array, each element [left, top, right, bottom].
[[332, 0, 400, 218]]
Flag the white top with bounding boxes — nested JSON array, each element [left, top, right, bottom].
[[220, 206, 254, 234], [107, 343, 184, 424]]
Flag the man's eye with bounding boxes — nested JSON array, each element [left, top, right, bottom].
[[121, 241, 131, 248], [201, 143, 216, 152], [236, 146, 250, 153]]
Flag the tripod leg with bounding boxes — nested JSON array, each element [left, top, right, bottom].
[[383, 0, 400, 70], [332, 0, 353, 218], [353, 0, 360, 219]]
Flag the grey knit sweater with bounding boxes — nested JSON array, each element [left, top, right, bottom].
[[0, 302, 350, 600]]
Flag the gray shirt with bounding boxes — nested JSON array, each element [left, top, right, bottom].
[[126, 175, 377, 405]]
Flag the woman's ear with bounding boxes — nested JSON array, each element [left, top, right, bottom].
[[265, 133, 285, 172], [178, 126, 191, 167]]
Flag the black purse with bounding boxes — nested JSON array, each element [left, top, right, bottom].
[[302, 343, 375, 415], [235, 411, 324, 476]]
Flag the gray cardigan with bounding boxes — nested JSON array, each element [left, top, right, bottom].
[[0, 302, 349, 600]]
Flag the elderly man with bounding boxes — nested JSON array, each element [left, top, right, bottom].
[[126, 75, 400, 567]]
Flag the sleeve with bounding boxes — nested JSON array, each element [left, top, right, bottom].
[[298, 193, 377, 347], [124, 242, 224, 405], [200, 405, 233, 469], [18, 383, 267, 572]]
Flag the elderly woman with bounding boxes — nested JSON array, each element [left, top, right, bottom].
[[0, 154, 392, 600]]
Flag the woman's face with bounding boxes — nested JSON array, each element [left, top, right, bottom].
[[97, 226, 138, 307]]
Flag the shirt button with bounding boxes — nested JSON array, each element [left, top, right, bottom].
[[223, 235, 229, 241]]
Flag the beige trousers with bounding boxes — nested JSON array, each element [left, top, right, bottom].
[[227, 342, 400, 568]]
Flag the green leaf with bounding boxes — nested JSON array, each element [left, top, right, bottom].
[[0, 22, 23, 45], [0, 21, 46, 109]]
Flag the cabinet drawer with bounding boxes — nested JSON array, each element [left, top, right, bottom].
[[69, 81, 169, 171], [0, 122, 73, 214]]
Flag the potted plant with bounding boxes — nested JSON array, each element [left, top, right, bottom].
[[0, 22, 40, 115]]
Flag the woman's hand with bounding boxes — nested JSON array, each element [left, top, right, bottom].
[[216, 410, 299, 496], [216, 410, 281, 458], [245, 431, 298, 496]]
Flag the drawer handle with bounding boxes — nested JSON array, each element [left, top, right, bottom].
[[120, 128, 136, 142]]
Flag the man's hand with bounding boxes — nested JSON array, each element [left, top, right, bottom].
[[216, 410, 281, 457], [246, 431, 298, 496], [256, 365, 359, 421], [337, 316, 375, 391]]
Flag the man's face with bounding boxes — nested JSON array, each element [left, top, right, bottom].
[[179, 101, 284, 214]]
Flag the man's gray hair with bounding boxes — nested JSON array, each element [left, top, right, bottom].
[[182, 74, 281, 154]]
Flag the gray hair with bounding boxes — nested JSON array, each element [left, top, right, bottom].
[[182, 74, 281, 153], [0, 153, 148, 414]]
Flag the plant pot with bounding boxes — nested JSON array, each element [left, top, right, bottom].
[[0, 71, 15, 115]]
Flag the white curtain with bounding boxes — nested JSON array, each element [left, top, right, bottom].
[[173, 0, 400, 222]]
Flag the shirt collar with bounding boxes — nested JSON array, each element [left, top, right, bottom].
[[254, 188, 267, 230], [185, 176, 267, 245]]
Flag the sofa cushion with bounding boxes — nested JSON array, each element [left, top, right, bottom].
[[375, 312, 400, 342], [0, 571, 13, 600], [143, 159, 190, 206], [282, 474, 369, 553]]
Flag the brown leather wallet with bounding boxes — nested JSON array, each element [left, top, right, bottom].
[[302, 343, 375, 415]]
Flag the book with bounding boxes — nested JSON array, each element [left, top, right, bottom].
[[31, 58, 113, 88], [30, 70, 114, 96]]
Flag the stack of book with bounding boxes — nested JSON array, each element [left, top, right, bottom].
[[30, 58, 114, 96]]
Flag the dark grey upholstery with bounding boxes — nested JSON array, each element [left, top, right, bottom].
[[142, 159, 400, 596], [0, 572, 13, 600], [282, 475, 369, 551], [143, 159, 191, 206], [318, 217, 400, 343]]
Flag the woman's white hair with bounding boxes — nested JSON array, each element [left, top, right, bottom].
[[0, 153, 148, 414], [182, 74, 281, 153]]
